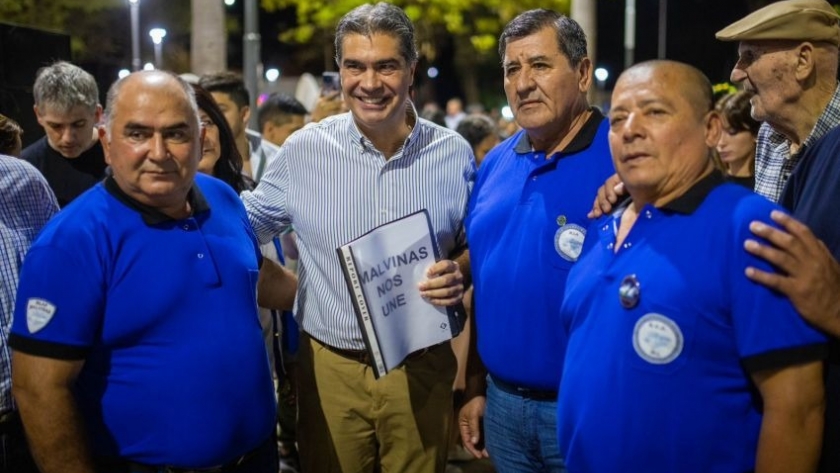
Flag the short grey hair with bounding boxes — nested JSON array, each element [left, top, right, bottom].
[[103, 71, 199, 138], [33, 61, 99, 113], [499, 9, 588, 67], [334, 2, 418, 66]]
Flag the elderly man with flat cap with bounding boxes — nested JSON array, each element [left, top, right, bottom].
[[717, 2, 840, 472], [716, 0, 840, 203]]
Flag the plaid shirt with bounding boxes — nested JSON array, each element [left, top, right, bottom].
[[755, 84, 840, 202], [0, 156, 58, 412]]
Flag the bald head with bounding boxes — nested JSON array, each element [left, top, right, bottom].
[[104, 71, 199, 138], [619, 60, 714, 120]]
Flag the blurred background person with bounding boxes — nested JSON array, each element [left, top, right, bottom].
[[0, 114, 23, 157], [193, 85, 250, 193], [199, 71, 280, 183], [456, 114, 499, 168], [445, 97, 467, 129], [258, 93, 308, 148], [715, 90, 759, 189]]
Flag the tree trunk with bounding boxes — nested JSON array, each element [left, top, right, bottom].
[[571, 0, 600, 104], [453, 35, 480, 107], [191, 0, 226, 74]]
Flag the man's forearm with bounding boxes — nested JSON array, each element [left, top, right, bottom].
[[258, 257, 298, 310], [753, 361, 824, 473], [15, 385, 94, 473], [755, 404, 823, 473]]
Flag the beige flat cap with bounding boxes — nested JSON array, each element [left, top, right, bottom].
[[716, 0, 840, 46]]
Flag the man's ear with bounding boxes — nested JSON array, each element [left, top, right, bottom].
[[241, 106, 251, 127], [794, 42, 816, 83], [577, 57, 593, 93], [34, 105, 44, 126], [704, 110, 723, 149], [99, 126, 112, 166]]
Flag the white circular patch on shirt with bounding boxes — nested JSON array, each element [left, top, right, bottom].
[[555, 224, 586, 262], [632, 313, 683, 364]]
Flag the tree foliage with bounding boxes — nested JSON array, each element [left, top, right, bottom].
[[261, 0, 570, 104], [261, 0, 570, 55]]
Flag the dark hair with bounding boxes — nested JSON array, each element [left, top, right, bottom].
[[334, 2, 418, 66], [258, 93, 308, 131], [499, 9, 587, 67], [198, 71, 250, 109], [192, 84, 250, 194], [716, 91, 760, 136], [420, 108, 446, 127], [0, 114, 23, 156], [456, 115, 497, 149]]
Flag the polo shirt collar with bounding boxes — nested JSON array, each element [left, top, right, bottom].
[[104, 176, 210, 226], [659, 170, 725, 214], [514, 107, 605, 156]]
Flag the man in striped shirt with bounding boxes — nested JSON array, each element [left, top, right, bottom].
[[241, 3, 474, 472], [0, 155, 58, 472]]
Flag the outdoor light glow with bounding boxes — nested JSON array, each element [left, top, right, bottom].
[[149, 28, 167, 45], [143, 62, 155, 71], [224, 0, 235, 5], [118, 69, 131, 79], [427, 67, 439, 79], [265, 68, 280, 82], [501, 106, 514, 120], [128, 0, 139, 4], [594, 67, 609, 82]]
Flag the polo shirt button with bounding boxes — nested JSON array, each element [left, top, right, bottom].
[[645, 210, 652, 219], [183, 224, 190, 230], [532, 176, 537, 181], [622, 242, 632, 249], [197, 253, 204, 259]]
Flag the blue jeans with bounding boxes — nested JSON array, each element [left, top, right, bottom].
[[485, 376, 567, 473]]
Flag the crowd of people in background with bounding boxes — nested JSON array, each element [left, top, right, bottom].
[[3, 0, 840, 473]]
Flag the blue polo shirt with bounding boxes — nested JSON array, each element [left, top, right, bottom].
[[558, 172, 827, 473], [466, 110, 615, 390], [10, 174, 276, 468]]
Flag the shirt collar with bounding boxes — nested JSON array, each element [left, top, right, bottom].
[[104, 176, 210, 226], [803, 82, 840, 150], [659, 170, 726, 214], [347, 100, 419, 153], [514, 107, 605, 156]]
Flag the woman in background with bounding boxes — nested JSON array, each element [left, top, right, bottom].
[[715, 90, 759, 189], [193, 84, 252, 193]]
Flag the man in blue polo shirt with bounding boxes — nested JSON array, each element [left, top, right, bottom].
[[459, 9, 614, 472], [9, 71, 295, 473], [558, 60, 826, 473]]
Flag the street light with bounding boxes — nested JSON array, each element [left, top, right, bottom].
[[265, 68, 280, 82], [149, 28, 167, 69], [129, 0, 141, 71], [143, 62, 155, 71], [594, 67, 609, 87]]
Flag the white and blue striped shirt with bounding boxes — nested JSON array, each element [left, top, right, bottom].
[[242, 108, 475, 350], [0, 155, 58, 412]]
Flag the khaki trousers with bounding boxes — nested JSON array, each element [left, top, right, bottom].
[[298, 333, 456, 473]]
